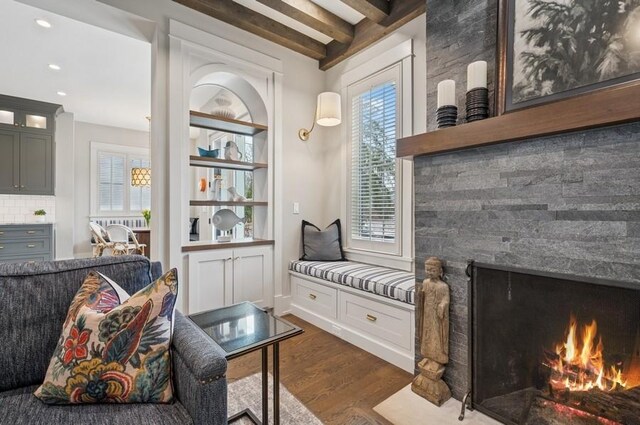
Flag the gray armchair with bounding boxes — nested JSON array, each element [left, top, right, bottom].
[[0, 255, 227, 425]]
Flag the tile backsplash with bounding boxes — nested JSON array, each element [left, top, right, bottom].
[[0, 195, 56, 224]]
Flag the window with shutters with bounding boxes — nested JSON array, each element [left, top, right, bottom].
[[98, 152, 126, 211], [347, 64, 402, 255], [91, 143, 150, 216]]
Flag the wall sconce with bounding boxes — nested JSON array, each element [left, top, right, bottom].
[[131, 167, 151, 187], [298, 92, 342, 141]]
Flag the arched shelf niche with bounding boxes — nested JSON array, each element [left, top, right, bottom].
[[186, 65, 271, 245], [190, 66, 268, 125]]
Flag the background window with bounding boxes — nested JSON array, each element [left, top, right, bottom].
[[91, 142, 150, 216], [98, 152, 125, 212]]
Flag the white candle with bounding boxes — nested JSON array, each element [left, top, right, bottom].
[[467, 61, 487, 91], [437, 80, 456, 108]]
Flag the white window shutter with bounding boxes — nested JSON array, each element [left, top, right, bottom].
[[350, 80, 397, 244]]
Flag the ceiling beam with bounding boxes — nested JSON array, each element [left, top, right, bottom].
[[339, 0, 390, 23], [320, 0, 425, 70], [256, 0, 354, 44], [172, 0, 326, 60]]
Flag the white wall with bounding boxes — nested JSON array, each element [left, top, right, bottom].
[[73, 121, 149, 257], [55, 111, 75, 259]]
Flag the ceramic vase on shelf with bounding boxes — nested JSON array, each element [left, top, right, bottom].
[[224, 141, 243, 161], [227, 187, 246, 202]]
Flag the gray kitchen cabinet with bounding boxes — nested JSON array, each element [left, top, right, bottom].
[[19, 132, 53, 195], [0, 224, 53, 263], [0, 95, 62, 196], [0, 130, 20, 193]]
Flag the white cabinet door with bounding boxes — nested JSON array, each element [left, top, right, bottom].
[[187, 249, 233, 314], [232, 246, 273, 307]]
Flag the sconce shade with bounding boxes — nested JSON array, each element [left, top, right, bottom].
[[316, 92, 342, 127], [131, 167, 151, 187]]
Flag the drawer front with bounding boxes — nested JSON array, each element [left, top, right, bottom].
[[0, 254, 50, 264], [340, 292, 412, 350], [0, 238, 51, 256], [291, 276, 337, 319], [0, 225, 51, 240]]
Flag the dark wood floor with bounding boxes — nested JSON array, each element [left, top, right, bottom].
[[227, 315, 413, 425]]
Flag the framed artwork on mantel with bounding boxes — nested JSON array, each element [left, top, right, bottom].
[[496, 0, 640, 114]]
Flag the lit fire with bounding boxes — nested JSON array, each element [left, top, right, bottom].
[[546, 315, 627, 392]]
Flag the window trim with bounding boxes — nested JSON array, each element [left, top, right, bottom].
[[90, 142, 150, 217], [340, 39, 414, 271]]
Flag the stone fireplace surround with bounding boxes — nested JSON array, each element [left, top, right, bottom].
[[417, 0, 640, 401]]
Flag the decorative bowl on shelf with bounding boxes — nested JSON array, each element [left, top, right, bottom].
[[198, 147, 220, 158]]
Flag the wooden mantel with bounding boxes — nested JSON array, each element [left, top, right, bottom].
[[397, 81, 640, 158]]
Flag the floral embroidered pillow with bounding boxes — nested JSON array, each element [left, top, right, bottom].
[[34, 269, 178, 404]]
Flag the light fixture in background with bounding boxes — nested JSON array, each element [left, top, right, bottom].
[[35, 19, 51, 28], [57, 91, 67, 97], [48, 64, 61, 71], [132, 116, 153, 188], [298, 91, 342, 141], [131, 167, 151, 187]]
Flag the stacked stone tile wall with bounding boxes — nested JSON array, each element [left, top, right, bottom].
[[418, 0, 640, 400]]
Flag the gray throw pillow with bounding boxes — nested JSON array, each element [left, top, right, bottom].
[[301, 219, 346, 261]]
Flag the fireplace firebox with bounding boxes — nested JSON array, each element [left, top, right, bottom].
[[468, 262, 640, 425]]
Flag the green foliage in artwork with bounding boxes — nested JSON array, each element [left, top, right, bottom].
[[515, 0, 640, 102]]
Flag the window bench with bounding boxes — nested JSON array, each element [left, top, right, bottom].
[[288, 261, 415, 372]]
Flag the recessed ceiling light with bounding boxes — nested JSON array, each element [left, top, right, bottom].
[[35, 19, 51, 28], [48, 64, 61, 71], [57, 91, 67, 97]]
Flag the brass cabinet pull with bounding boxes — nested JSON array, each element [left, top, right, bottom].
[[26, 231, 36, 234], [27, 244, 36, 248], [366, 314, 377, 322], [308, 293, 317, 300], [0, 231, 4, 235]]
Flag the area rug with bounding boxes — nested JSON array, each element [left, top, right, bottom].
[[228, 373, 323, 425], [374, 384, 500, 425]]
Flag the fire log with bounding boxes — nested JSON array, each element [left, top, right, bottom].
[[541, 387, 640, 425]]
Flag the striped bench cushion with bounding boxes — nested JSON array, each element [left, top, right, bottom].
[[289, 260, 415, 305]]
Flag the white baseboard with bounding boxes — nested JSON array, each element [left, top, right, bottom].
[[291, 303, 414, 373], [274, 294, 291, 316]]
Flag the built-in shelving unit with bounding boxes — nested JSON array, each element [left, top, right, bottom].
[[189, 155, 267, 171], [187, 107, 271, 248], [397, 81, 640, 158], [189, 200, 268, 207], [189, 110, 267, 136]]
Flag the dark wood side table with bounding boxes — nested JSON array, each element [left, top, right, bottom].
[[132, 229, 150, 259], [189, 302, 303, 425]]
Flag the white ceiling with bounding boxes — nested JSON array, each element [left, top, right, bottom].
[[235, 0, 366, 44], [0, 1, 150, 131]]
